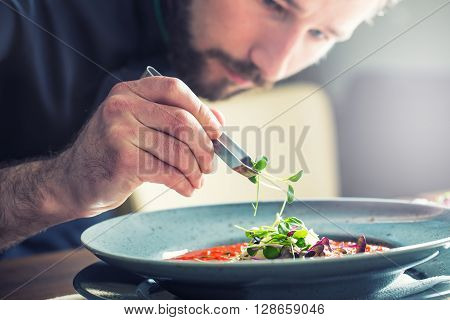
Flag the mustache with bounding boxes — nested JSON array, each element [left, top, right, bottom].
[[204, 49, 272, 88]]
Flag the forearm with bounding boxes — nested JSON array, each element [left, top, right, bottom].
[[0, 157, 77, 250]]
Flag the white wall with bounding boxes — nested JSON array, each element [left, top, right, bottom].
[[288, 0, 450, 197]]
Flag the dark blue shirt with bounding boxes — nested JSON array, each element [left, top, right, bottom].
[[0, 0, 168, 163], [0, 0, 170, 258]]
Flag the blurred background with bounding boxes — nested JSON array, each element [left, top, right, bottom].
[[286, 0, 450, 198]]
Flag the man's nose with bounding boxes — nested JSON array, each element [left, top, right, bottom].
[[250, 26, 304, 82]]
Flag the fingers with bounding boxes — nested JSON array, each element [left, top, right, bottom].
[[112, 77, 222, 140], [102, 77, 223, 198], [210, 107, 226, 126], [128, 94, 215, 174], [137, 148, 196, 197], [131, 122, 204, 189]]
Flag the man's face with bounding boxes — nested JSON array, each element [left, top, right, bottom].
[[168, 0, 384, 100]]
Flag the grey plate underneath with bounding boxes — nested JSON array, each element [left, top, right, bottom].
[[73, 262, 175, 300], [73, 262, 450, 300], [81, 198, 450, 299]]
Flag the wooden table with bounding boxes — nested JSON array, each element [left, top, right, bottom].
[[1, 192, 448, 300], [0, 248, 98, 299]]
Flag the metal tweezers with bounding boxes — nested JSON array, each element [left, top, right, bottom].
[[142, 66, 258, 179]]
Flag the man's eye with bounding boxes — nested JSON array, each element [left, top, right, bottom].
[[308, 29, 327, 40], [262, 0, 285, 14]]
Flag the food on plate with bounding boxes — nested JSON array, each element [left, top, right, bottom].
[[170, 214, 389, 262], [168, 156, 388, 262], [234, 214, 388, 260]]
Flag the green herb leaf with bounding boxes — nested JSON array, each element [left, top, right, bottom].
[[263, 246, 281, 259], [277, 222, 290, 235], [286, 170, 303, 183], [284, 217, 304, 226], [248, 176, 258, 184], [247, 248, 258, 256], [296, 238, 307, 248], [271, 233, 288, 241], [253, 156, 268, 171], [287, 185, 295, 204], [293, 229, 308, 239]]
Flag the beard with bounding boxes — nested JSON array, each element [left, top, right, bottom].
[[165, 1, 271, 101]]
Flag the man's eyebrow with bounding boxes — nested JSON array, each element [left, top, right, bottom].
[[281, 1, 348, 40], [282, 0, 302, 12], [326, 27, 347, 40]]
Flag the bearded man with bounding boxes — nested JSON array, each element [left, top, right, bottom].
[[0, 0, 395, 256]]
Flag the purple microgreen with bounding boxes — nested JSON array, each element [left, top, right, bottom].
[[310, 237, 332, 252], [305, 244, 325, 258], [286, 225, 298, 237], [356, 235, 367, 253]]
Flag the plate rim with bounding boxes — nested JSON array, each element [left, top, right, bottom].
[[81, 197, 449, 269]]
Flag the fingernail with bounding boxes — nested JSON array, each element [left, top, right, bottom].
[[212, 116, 222, 129], [210, 118, 222, 139]]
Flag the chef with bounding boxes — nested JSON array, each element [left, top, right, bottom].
[[0, 0, 396, 256]]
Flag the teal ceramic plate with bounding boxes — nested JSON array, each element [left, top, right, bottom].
[[81, 198, 450, 299]]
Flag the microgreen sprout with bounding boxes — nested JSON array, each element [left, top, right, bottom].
[[248, 155, 303, 216], [234, 214, 319, 260], [234, 155, 312, 260]]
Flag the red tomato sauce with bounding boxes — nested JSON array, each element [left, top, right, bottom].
[[172, 241, 389, 261], [172, 243, 246, 261]]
